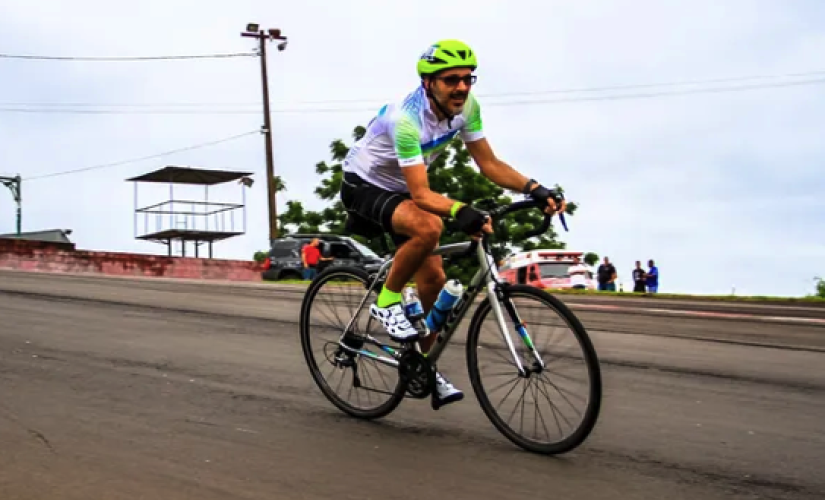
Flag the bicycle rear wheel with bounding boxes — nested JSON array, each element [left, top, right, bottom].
[[299, 266, 407, 420], [466, 284, 602, 454]]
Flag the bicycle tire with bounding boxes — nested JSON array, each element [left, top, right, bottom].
[[299, 266, 407, 420], [465, 284, 602, 454]]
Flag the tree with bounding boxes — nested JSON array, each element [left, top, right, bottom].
[[815, 276, 825, 298], [584, 252, 599, 267], [276, 126, 365, 235], [273, 125, 579, 284]]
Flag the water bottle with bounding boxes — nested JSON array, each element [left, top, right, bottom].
[[425, 280, 463, 333], [403, 287, 425, 322]]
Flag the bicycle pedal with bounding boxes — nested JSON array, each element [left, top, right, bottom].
[[398, 350, 435, 399]]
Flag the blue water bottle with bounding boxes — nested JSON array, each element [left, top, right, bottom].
[[425, 280, 464, 333]]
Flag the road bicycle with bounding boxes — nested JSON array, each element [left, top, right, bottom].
[[299, 196, 602, 455]]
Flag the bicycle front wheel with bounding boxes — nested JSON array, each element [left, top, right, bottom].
[[466, 284, 602, 454], [299, 266, 407, 420]]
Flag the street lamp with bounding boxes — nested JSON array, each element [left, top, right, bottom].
[[0, 174, 21, 235], [241, 23, 288, 246]]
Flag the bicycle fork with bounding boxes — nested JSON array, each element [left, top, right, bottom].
[[482, 251, 546, 377]]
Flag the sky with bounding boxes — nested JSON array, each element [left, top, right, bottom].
[[1, 0, 823, 297]]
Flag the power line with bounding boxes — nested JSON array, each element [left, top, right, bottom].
[[486, 76, 825, 106], [4, 67, 825, 108], [0, 52, 257, 61], [23, 130, 259, 181], [3, 77, 825, 116]]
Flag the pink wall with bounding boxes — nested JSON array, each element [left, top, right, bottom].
[[0, 238, 264, 281]]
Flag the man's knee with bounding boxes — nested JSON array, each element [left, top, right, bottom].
[[393, 201, 443, 247]]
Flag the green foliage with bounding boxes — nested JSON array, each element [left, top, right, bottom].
[[253, 251, 268, 263], [815, 276, 825, 298], [275, 125, 579, 285], [584, 252, 599, 267]]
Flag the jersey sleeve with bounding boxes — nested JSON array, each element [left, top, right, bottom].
[[460, 93, 485, 143], [389, 111, 424, 167]]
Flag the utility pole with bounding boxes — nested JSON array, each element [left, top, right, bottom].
[[241, 23, 288, 246], [0, 174, 21, 235]]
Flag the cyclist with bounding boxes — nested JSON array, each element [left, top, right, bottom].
[[339, 39, 565, 409]]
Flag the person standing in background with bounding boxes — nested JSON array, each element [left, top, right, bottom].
[[301, 238, 321, 281], [596, 257, 617, 292], [646, 259, 659, 293], [632, 261, 647, 293]]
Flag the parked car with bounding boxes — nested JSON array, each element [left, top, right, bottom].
[[261, 233, 385, 281], [498, 250, 597, 290]]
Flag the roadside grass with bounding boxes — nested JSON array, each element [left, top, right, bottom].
[[262, 279, 825, 304]]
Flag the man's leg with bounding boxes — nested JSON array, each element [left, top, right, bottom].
[[382, 200, 443, 296], [414, 254, 446, 352], [370, 199, 444, 342], [412, 254, 464, 409]]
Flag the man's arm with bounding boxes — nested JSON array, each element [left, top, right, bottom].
[[391, 111, 463, 217], [402, 164, 461, 217], [465, 137, 536, 194], [458, 93, 536, 194]]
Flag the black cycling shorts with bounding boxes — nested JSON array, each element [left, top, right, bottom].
[[340, 171, 411, 247]]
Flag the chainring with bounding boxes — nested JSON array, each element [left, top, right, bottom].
[[398, 349, 436, 399]]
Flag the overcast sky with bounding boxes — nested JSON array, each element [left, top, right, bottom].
[[1, 0, 823, 297]]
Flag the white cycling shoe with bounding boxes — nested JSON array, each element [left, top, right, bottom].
[[370, 302, 420, 342], [432, 372, 464, 410]]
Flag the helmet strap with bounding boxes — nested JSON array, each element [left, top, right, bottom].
[[422, 77, 456, 127]]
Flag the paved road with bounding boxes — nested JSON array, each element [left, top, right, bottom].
[[1, 270, 824, 499]]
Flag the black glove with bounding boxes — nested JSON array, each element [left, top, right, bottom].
[[523, 179, 562, 208], [454, 204, 488, 235]]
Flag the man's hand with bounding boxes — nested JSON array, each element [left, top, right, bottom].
[[527, 182, 566, 216], [472, 216, 494, 241], [454, 204, 493, 239]]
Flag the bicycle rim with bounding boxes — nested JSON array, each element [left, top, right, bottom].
[[466, 284, 602, 454], [299, 266, 407, 420]]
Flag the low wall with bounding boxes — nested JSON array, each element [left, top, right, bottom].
[[0, 238, 264, 281]]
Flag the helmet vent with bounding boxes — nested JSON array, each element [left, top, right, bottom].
[[457, 50, 467, 59], [442, 49, 456, 58]]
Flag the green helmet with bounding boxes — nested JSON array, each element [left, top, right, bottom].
[[417, 39, 478, 77]]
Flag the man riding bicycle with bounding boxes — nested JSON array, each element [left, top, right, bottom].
[[339, 39, 565, 409]]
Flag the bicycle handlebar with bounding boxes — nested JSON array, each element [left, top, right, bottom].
[[447, 194, 569, 260], [487, 196, 569, 237]]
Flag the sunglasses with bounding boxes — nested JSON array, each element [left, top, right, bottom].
[[435, 74, 477, 87]]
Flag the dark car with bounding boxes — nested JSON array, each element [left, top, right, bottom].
[[261, 233, 385, 281]]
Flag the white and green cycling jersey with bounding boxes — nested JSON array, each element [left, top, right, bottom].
[[342, 86, 485, 193]]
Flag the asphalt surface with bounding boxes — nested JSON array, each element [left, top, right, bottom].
[[1, 270, 824, 499]]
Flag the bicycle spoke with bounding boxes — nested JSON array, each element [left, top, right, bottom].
[[300, 268, 406, 420], [468, 286, 601, 454]]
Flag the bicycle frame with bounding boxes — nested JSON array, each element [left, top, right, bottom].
[[335, 237, 545, 377]]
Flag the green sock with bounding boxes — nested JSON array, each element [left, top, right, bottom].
[[376, 285, 403, 308]]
